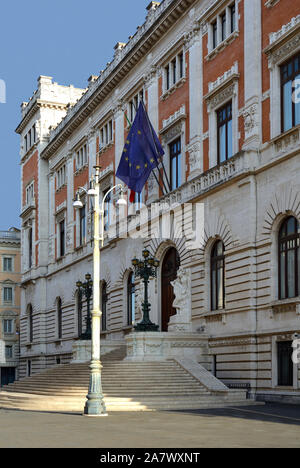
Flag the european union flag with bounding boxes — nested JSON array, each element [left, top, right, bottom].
[[116, 102, 164, 193]]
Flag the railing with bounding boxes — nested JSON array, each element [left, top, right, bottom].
[[0, 230, 21, 240]]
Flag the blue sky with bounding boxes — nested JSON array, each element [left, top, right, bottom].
[[0, 0, 150, 229]]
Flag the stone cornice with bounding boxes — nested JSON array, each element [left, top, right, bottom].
[[40, 0, 197, 161], [16, 99, 69, 134]]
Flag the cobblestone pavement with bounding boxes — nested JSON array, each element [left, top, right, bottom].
[[0, 404, 299, 448]]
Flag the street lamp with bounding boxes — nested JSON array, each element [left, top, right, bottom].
[[76, 273, 93, 340], [73, 166, 126, 416], [131, 249, 159, 332]]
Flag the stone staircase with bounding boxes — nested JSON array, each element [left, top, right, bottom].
[[0, 351, 256, 412]]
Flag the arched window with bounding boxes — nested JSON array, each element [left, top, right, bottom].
[[101, 282, 108, 332], [57, 297, 62, 339], [27, 304, 33, 343], [127, 272, 135, 326], [279, 216, 299, 299], [211, 240, 225, 311]]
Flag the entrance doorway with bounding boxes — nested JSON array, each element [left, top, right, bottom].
[[1, 367, 15, 387], [161, 247, 180, 331]]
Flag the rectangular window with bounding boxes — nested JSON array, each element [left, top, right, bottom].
[[230, 3, 236, 33], [221, 13, 226, 42], [56, 165, 66, 189], [128, 91, 144, 123], [76, 143, 88, 170], [277, 341, 293, 386], [212, 21, 218, 49], [166, 64, 170, 90], [79, 206, 86, 246], [281, 53, 300, 132], [171, 58, 176, 86], [5, 346, 13, 359], [217, 101, 233, 164], [3, 287, 13, 303], [103, 188, 111, 232], [169, 138, 182, 191], [59, 220, 65, 257], [179, 53, 184, 78], [28, 227, 33, 269], [3, 319, 13, 334], [26, 182, 34, 204], [32, 123, 36, 143], [3, 257, 12, 272]]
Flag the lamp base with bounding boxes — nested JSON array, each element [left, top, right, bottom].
[[134, 321, 159, 332]]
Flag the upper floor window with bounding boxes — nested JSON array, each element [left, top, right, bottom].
[[281, 53, 300, 133], [24, 123, 37, 153], [56, 164, 66, 189], [101, 281, 108, 332], [3, 257, 13, 272], [169, 138, 182, 191], [209, 2, 237, 52], [99, 120, 113, 150], [217, 101, 233, 164], [103, 188, 111, 232], [211, 240, 225, 311], [164, 51, 185, 92], [28, 227, 33, 269], [128, 90, 144, 123], [26, 181, 34, 205], [27, 304, 33, 342], [5, 346, 13, 359], [127, 272, 135, 326], [76, 143, 88, 170], [278, 216, 299, 300], [3, 287, 13, 304], [3, 319, 13, 334], [79, 205, 86, 246], [58, 219, 65, 257]]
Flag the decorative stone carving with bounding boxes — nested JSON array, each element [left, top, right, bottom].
[[266, 32, 300, 68], [187, 140, 202, 174], [242, 103, 259, 140], [169, 267, 192, 332], [184, 21, 201, 49], [135, 286, 143, 322], [206, 84, 235, 112]]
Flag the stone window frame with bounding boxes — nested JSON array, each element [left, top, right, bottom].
[[159, 112, 186, 192], [75, 141, 88, 172], [2, 255, 14, 273], [25, 180, 34, 205], [55, 208, 66, 259], [265, 22, 300, 139], [205, 74, 239, 169], [161, 48, 186, 99], [2, 284, 14, 306], [205, 0, 239, 61], [3, 317, 14, 334], [56, 163, 67, 191], [271, 334, 299, 389], [98, 117, 114, 154]]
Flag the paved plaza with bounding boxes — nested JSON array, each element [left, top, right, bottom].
[[0, 404, 299, 448]]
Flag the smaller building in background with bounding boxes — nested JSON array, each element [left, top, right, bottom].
[[0, 228, 21, 386]]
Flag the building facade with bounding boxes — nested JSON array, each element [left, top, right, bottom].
[[0, 228, 21, 386], [17, 0, 300, 402]]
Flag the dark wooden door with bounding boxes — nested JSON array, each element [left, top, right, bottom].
[[161, 247, 180, 331]]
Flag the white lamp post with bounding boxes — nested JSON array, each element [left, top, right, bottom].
[[73, 166, 126, 416]]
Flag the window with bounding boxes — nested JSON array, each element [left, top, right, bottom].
[[217, 101, 233, 163], [99, 119, 113, 150], [28, 305, 33, 342], [211, 240, 225, 311], [164, 51, 185, 92], [3, 287, 13, 303], [59, 220, 65, 257], [127, 272, 135, 325], [28, 227, 33, 269], [26, 181, 34, 204], [169, 138, 182, 191], [278, 216, 299, 299], [210, 2, 237, 51], [128, 90, 144, 123], [103, 188, 111, 232], [3, 257, 13, 272], [277, 341, 293, 386], [56, 164, 66, 189], [77, 290, 82, 337], [76, 143, 88, 170], [24, 124, 37, 153], [57, 297, 62, 339], [3, 319, 13, 334], [230, 3, 236, 34], [5, 346, 13, 359], [79, 205, 86, 246], [134, 191, 143, 211], [101, 282, 108, 332], [281, 53, 300, 133]]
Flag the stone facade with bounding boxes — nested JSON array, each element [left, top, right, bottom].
[[0, 229, 21, 386], [17, 0, 300, 402]]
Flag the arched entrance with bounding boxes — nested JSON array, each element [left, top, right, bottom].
[[161, 247, 180, 331]]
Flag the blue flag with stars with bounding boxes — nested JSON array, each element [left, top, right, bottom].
[[116, 102, 164, 194]]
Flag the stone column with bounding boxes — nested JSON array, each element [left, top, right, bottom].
[[113, 100, 125, 184], [66, 148, 74, 253], [48, 171, 55, 264]]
